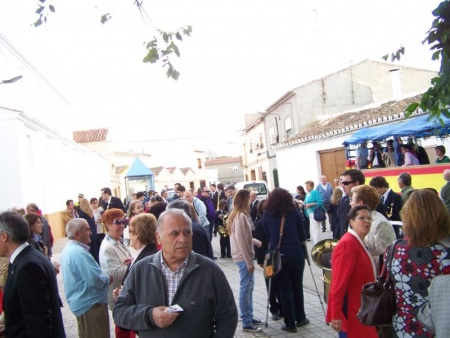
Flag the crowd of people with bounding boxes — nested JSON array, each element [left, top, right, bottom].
[[353, 138, 450, 169], [1, 166, 450, 338]]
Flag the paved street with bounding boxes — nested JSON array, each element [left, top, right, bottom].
[[53, 229, 336, 337]]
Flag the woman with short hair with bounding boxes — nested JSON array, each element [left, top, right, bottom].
[[350, 185, 396, 273], [326, 205, 378, 338], [435, 145, 450, 163]]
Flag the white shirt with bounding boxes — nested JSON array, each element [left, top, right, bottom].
[[10, 242, 29, 264]]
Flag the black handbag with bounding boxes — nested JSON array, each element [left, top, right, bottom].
[[357, 239, 401, 326], [263, 214, 285, 279], [313, 205, 326, 222]]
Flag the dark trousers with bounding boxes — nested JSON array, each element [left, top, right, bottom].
[[264, 276, 282, 315], [302, 215, 310, 240], [275, 255, 306, 329], [220, 236, 231, 257]]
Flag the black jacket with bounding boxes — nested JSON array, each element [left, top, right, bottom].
[[4, 245, 65, 338]]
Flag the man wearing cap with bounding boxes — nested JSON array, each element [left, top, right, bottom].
[[75, 193, 84, 214]]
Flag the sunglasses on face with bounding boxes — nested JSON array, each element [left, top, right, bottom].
[[341, 181, 355, 186], [113, 219, 126, 225]]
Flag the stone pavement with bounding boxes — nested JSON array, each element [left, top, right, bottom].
[[53, 229, 336, 337]]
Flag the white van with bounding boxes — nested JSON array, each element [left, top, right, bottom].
[[234, 181, 269, 201]]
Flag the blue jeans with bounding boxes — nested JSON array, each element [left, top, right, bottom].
[[236, 260, 254, 327], [204, 224, 212, 241]]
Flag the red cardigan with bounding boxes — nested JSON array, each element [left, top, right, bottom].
[[325, 230, 377, 338]]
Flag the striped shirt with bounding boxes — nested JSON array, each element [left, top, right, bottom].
[[160, 255, 188, 305]]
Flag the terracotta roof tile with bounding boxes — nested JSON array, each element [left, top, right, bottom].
[[151, 166, 164, 176], [179, 167, 193, 175], [166, 167, 176, 175], [73, 128, 108, 143], [279, 94, 423, 147]]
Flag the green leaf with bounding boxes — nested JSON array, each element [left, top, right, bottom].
[[161, 48, 173, 56], [171, 69, 180, 80], [162, 32, 169, 43], [101, 13, 111, 24], [36, 5, 45, 14], [171, 42, 180, 57], [175, 32, 182, 41], [49, 5, 55, 12], [143, 48, 159, 63], [34, 17, 43, 27], [382, 54, 389, 61], [145, 38, 157, 49]]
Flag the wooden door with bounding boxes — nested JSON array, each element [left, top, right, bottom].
[[319, 148, 346, 181]]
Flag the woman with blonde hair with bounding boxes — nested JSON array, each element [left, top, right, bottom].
[[228, 189, 262, 333], [328, 188, 343, 238], [389, 189, 450, 337], [79, 198, 99, 262]]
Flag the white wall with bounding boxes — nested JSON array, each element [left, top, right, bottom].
[[0, 109, 110, 213], [276, 135, 348, 193]]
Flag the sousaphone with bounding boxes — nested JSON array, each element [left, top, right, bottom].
[[311, 238, 338, 303]]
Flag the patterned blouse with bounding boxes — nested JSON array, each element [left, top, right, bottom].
[[389, 239, 450, 337]]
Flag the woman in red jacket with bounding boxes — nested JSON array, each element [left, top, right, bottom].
[[326, 205, 377, 338]]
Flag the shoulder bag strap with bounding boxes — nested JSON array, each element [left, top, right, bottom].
[[276, 213, 286, 250], [380, 238, 402, 280]]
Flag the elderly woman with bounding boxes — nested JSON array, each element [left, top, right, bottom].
[[99, 208, 132, 310], [112, 213, 159, 338], [388, 189, 450, 337], [263, 188, 309, 333], [126, 213, 158, 275], [304, 180, 323, 244], [350, 185, 396, 273], [326, 205, 378, 338]]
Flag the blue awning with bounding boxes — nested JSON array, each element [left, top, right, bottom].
[[342, 114, 450, 145]]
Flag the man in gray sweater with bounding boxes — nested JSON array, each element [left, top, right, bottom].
[[113, 209, 238, 338]]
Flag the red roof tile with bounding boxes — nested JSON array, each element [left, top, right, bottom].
[[73, 128, 108, 143]]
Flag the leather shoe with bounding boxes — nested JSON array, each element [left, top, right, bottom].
[[297, 318, 310, 327], [271, 313, 280, 320], [281, 325, 297, 333]]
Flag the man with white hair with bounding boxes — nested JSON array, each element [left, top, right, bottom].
[[440, 169, 450, 214], [60, 218, 112, 338], [184, 190, 209, 229], [113, 209, 238, 337]]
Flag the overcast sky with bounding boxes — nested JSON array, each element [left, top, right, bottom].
[[0, 0, 442, 158]]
